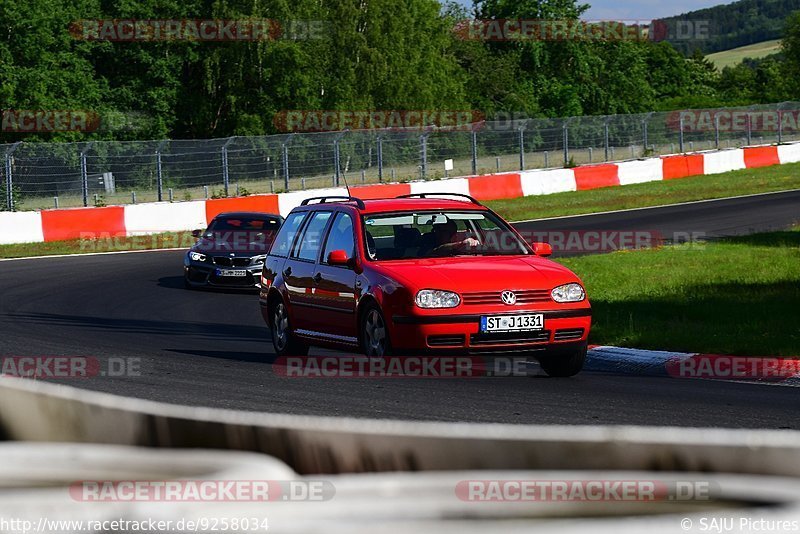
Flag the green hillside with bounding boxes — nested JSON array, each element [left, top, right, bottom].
[[706, 39, 783, 69], [659, 0, 800, 54]]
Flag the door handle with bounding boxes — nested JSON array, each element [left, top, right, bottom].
[[282, 267, 292, 277], [313, 272, 323, 283]]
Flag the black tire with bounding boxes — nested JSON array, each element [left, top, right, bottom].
[[537, 343, 587, 377], [360, 303, 391, 357], [270, 300, 309, 356]]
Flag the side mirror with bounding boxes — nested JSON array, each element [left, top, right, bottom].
[[327, 249, 350, 266], [532, 242, 553, 257], [191, 229, 203, 238]]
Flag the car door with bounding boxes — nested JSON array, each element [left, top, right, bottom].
[[282, 211, 332, 331], [311, 211, 359, 340]]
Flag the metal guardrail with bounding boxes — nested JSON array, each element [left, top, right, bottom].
[[2, 379, 800, 532], [2, 102, 799, 211]]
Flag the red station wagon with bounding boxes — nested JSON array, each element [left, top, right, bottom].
[[259, 194, 592, 376]]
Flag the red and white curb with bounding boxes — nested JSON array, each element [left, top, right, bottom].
[[2, 142, 800, 245], [586, 345, 800, 387]]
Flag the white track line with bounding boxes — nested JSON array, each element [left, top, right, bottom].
[[513, 188, 800, 223], [0, 247, 184, 262]]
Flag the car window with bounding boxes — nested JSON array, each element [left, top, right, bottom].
[[362, 210, 530, 260], [322, 213, 355, 263], [208, 217, 276, 231], [269, 212, 307, 257], [294, 211, 332, 261]]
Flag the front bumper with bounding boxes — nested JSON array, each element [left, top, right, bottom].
[[184, 261, 263, 289], [389, 309, 591, 353]]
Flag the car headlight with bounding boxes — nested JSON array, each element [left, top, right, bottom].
[[415, 289, 460, 309], [189, 252, 206, 262], [551, 283, 585, 303], [251, 255, 267, 265]]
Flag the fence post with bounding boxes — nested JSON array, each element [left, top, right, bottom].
[[518, 123, 526, 170], [155, 140, 167, 202], [80, 142, 94, 208], [679, 117, 685, 153], [746, 114, 752, 146], [420, 133, 430, 179], [604, 119, 610, 161], [377, 136, 384, 182], [562, 121, 569, 167], [714, 114, 720, 149], [4, 142, 21, 211], [471, 130, 478, 175], [333, 130, 349, 187], [221, 137, 234, 197], [282, 133, 295, 191], [778, 108, 783, 144]]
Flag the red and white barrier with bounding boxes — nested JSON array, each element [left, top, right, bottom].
[[1, 142, 799, 245]]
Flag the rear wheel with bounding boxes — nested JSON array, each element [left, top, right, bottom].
[[537, 343, 587, 377], [360, 304, 391, 357], [271, 301, 309, 356]]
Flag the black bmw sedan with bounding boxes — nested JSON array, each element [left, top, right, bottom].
[[183, 212, 283, 290]]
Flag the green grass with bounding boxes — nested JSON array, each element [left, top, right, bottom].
[[485, 161, 800, 221], [557, 228, 800, 356], [706, 39, 782, 70]]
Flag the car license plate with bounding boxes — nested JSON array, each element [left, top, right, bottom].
[[480, 314, 543, 333], [215, 269, 247, 277]]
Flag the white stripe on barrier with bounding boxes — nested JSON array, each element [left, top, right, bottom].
[[124, 200, 208, 235], [778, 143, 800, 164], [616, 159, 664, 186], [703, 149, 746, 175], [519, 169, 577, 196], [409, 178, 471, 197], [277, 187, 349, 217], [0, 211, 44, 244]]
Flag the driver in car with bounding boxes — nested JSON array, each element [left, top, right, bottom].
[[418, 219, 480, 257]]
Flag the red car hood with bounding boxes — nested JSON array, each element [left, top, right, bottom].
[[374, 255, 581, 292]]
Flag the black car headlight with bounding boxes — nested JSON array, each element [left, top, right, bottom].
[[189, 252, 207, 262]]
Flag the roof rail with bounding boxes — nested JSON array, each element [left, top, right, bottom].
[[395, 193, 483, 206], [300, 196, 366, 209]]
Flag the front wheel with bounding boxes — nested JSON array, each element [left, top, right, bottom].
[[537, 343, 587, 377], [271, 301, 309, 356], [360, 304, 391, 357]]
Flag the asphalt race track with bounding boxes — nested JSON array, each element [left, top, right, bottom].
[[1, 191, 799, 428]]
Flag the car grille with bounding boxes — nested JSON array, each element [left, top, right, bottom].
[[212, 256, 251, 267], [553, 328, 585, 341], [427, 334, 466, 347], [470, 330, 551, 346], [461, 289, 551, 306]]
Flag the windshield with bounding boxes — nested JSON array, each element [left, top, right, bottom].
[[362, 211, 530, 260], [207, 216, 280, 233]]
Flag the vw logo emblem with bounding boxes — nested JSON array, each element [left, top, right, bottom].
[[501, 291, 517, 305]]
